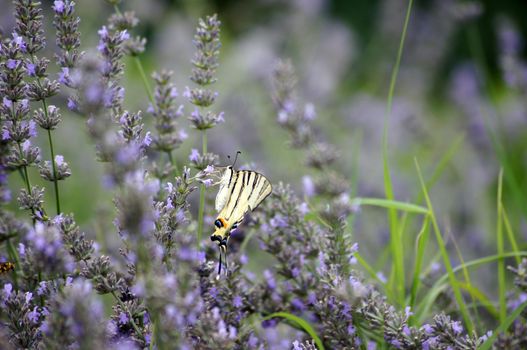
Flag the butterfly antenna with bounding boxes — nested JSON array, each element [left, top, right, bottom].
[[227, 151, 242, 168]]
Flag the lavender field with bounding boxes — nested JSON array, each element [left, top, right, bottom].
[[1, 0, 527, 349]]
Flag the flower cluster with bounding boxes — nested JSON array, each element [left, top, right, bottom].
[[187, 14, 224, 130]]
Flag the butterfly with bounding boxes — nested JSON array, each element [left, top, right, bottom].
[[0, 262, 15, 274], [206, 154, 272, 275]]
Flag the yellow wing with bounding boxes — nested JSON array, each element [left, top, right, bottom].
[[219, 170, 272, 225], [215, 167, 235, 212]]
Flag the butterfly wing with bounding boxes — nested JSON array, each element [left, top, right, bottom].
[[215, 167, 235, 212], [247, 172, 272, 211], [220, 170, 272, 226]]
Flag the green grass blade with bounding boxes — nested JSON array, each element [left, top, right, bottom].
[[382, 0, 414, 306], [354, 198, 429, 215], [502, 206, 521, 265], [414, 158, 474, 333], [458, 282, 499, 319], [263, 312, 325, 350], [424, 134, 464, 193], [415, 251, 527, 322], [479, 301, 527, 350], [496, 169, 506, 324], [409, 215, 430, 320]]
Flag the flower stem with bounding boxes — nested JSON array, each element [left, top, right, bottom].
[[47, 128, 61, 214], [16, 142, 32, 194], [134, 56, 155, 106], [167, 151, 179, 177], [197, 130, 207, 246]]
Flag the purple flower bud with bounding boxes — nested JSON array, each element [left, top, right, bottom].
[[98, 26, 109, 40], [6, 59, 18, 70], [25, 292, 33, 304], [203, 165, 214, 174], [119, 30, 130, 41], [3, 283, 12, 298], [143, 132, 152, 147], [1, 129, 10, 141], [178, 129, 188, 140], [270, 214, 288, 228], [390, 339, 402, 349], [26, 63, 36, 76], [12, 33, 26, 51], [20, 99, 29, 109], [302, 176, 315, 197], [37, 281, 47, 295], [3, 97, 12, 109], [452, 321, 463, 335], [22, 140, 31, 152], [347, 324, 356, 335], [422, 323, 433, 334], [18, 243, 25, 256], [54, 155, 64, 166], [189, 148, 200, 162], [233, 295, 243, 308], [183, 86, 191, 99], [60, 99, 71, 112], [217, 111, 225, 123], [58, 67, 70, 84], [118, 312, 129, 324], [376, 271, 387, 284], [228, 326, 237, 339], [263, 270, 276, 290], [307, 291, 317, 305], [28, 307, 40, 323], [240, 254, 248, 264], [28, 121, 37, 137], [291, 298, 305, 311], [53, 0, 65, 13], [404, 306, 413, 318]]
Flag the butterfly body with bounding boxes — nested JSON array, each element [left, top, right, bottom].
[[0, 262, 15, 274], [211, 166, 272, 248]]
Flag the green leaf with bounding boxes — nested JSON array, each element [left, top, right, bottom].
[[354, 197, 429, 215], [415, 158, 474, 333], [263, 312, 325, 350]]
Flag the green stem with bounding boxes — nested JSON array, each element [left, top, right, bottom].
[[197, 131, 208, 246], [47, 128, 61, 214], [167, 151, 179, 177], [16, 142, 32, 194], [134, 57, 155, 106], [28, 52, 61, 214], [382, 0, 413, 305]]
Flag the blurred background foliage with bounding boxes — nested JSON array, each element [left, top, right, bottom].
[[2, 0, 527, 296]]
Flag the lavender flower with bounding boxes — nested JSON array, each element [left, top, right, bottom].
[[187, 14, 224, 129], [150, 70, 186, 152]]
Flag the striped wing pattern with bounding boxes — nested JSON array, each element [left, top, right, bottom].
[[217, 169, 272, 225], [215, 167, 234, 212]]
